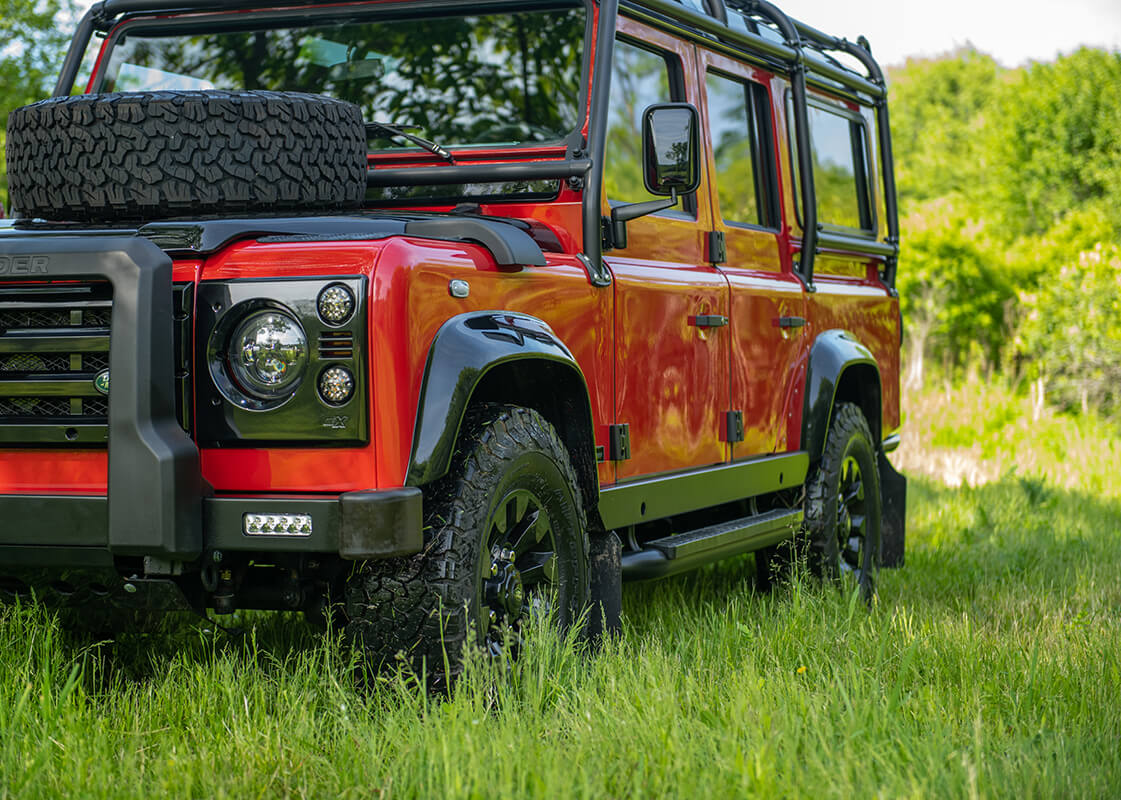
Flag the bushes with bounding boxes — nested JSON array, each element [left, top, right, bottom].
[[890, 48, 1121, 419]]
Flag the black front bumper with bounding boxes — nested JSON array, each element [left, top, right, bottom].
[[0, 488, 423, 568], [0, 234, 422, 570]]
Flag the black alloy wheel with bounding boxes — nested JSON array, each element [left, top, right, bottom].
[[345, 404, 588, 688], [804, 402, 882, 603]]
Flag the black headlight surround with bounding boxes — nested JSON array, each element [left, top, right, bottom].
[[196, 277, 368, 446]]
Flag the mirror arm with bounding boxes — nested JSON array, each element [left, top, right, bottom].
[[608, 188, 679, 250]]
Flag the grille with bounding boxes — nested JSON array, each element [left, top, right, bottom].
[[0, 284, 113, 429], [0, 282, 193, 444]]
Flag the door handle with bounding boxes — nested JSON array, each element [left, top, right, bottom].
[[778, 316, 806, 329], [690, 314, 728, 328]]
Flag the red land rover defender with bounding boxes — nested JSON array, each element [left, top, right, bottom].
[[0, 0, 905, 682]]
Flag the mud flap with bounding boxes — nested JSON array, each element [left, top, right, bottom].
[[878, 451, 906, 568], [586, 531, 622, 643]]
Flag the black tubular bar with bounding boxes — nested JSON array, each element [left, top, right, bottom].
[[52, 8, 97, 97], [367, 158, 591, 187], [582, 0, 618, 287]]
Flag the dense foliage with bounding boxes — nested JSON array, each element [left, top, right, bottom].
[[890, 47, 1121, 417]]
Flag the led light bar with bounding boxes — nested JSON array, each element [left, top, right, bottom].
[[243, 513, 313, 536]]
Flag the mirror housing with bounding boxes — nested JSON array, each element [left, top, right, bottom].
[[642, 102, 701, 197], [607, 103, 701, 250]]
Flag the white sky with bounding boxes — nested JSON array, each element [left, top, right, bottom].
[[776, 0, 1121, 67], [75, 0, 1121, 68]]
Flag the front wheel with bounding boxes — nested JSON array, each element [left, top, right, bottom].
[[345, 404, 588, 687], [804, 403, 882, 603]]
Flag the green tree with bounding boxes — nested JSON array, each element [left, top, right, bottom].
[[887, 47, 1005, 209], [986, 48, 1121, 239], [0, 0, 76, 211]]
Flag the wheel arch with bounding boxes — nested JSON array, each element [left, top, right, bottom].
[[802, 329, 883, 463], [405, 311, 598, 510]]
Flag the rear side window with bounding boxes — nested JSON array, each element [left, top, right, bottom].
[[604, 39, 679, 206], [705, 70, 777, 229], [800, 103, 873, 232]]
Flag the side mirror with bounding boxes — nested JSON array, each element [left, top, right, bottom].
[[608, 103, 701, 250], [642, 102, 701, 197]]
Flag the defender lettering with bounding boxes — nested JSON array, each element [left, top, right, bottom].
[[0, 255, 49, 275]]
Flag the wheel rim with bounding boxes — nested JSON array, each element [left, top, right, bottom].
[[480, 487, 559, 654], [836, 455, 871, 587]]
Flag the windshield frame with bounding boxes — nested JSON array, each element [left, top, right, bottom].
[[83, 0, 595, 157]]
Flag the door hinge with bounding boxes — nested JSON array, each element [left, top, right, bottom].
[[707, 230, 727, 264], [725, 410, 744, 443], [609, 423, 631, 461], [778, 316, 806, 329]]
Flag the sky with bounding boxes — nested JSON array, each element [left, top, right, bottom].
[[73, 0, 1121, 68], [775, 0, 1121, 67]]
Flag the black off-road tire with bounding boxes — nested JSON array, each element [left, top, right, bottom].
[[345, 404, 589, 688], [804, 403, 882, 603], [5, 90, 367, 222]]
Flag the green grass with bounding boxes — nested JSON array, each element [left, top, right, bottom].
[[3, 383, 1120, 799]]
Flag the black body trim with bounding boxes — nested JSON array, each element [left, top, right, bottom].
[[0, 235, 202, 559], [801, 329, 879, 462], [598, 450, 808, 530], [405, 311, 595, 488]]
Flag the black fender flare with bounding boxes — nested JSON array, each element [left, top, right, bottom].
[[802, 329, 882, 462], [405, 311, 598, 505]]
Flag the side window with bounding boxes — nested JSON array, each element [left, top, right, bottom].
[[705, 70, 777, 229], [804, 104, 873, 231], [604, 39, 679, 207]]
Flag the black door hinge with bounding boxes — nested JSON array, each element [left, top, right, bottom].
[[707, 230, 727, 264], [725, 410, 744, 443], [609, 423, 631, 461]]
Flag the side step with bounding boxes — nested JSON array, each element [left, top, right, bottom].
[[621, 507, 803, 581]]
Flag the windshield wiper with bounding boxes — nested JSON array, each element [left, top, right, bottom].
[[365, 122, 455, 163]]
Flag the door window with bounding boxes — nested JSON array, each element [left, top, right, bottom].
[[604, 40, 681, 207], [793, 102, 874, 232], [705, 70, 777, 229]]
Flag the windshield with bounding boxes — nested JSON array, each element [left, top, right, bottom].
[[93, 3, 587, 151]]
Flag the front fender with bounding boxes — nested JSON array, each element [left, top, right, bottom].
[[405, 311, 594, 489]]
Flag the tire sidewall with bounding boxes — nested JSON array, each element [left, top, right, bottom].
[[806, 404, 883, 597]]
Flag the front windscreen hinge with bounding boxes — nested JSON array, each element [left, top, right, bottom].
[[707, 230, 727, 264], [608, 423, 631, 461]]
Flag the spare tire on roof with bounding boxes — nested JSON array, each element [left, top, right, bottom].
[[5, 90, 367, 223]]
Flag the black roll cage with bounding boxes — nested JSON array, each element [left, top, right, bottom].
[[54, 0, 899, 292]]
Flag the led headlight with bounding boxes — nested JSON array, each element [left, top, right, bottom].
[[317, 284, 355, 325], [318, 366, 355, 405], [228, 310, 308, 399]]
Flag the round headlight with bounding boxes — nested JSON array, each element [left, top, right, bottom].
[[317, 284, 355, 325], [318, 366, 355, 406], [228, 310, 308, 399]]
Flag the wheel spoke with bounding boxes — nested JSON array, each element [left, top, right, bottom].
[[843, 479, 864, 505], [510, 509, 545, 556], [848, 513, 866, 534], [518, 551, 556, 585]]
